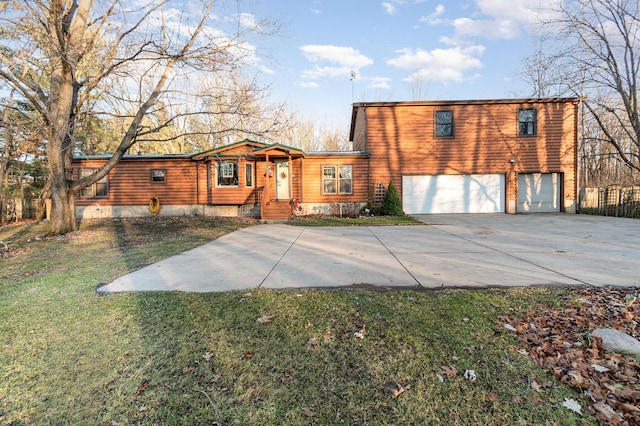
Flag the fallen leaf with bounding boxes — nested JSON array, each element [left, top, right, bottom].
[[436, 374, 444, 383], [504, 323, 517, 332], [488, 392, 499, 402], [384, 381, 411, 398], [562, 398, 582, 415], [302, 407, 315, 417], [136, 380, 150, 395], [439, 366, 458, 378], [353, 331, 365, 339], [138, 404, 147, 412], [593, 402, 623, 424], [531, 395, 546, 405], [257, 314, 275, 323], [308, 337, 318, 347], [592, 364, 610, 373], [203, 352, 213, 361], [240, 351, 254, 359]]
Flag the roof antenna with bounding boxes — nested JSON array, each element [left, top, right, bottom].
[[350, 71, 357, 103]]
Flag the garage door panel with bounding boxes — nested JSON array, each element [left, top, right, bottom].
[[518, 173, 560, 213], [403, 174, 505, 214]]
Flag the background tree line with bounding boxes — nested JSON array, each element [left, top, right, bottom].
[[1, 0, 638, 233]]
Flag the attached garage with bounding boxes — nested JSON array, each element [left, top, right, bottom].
[[518, 173, 560, 213], [402, 174, 505, 214]]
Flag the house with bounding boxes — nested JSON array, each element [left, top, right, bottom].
[[72, 97, 580, 220]]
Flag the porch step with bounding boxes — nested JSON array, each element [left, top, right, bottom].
[[262, 200, 292, 220]]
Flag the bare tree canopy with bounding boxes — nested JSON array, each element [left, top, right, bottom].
[[0, 0, 285, 235], [523, 0, 640, 184]]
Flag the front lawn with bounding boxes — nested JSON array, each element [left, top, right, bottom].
[[0, 218, 597, 424]]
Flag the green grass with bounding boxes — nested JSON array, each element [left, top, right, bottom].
[[0, 217, 596, 425]]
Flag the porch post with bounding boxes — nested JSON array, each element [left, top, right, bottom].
[[265, 153, 270, 205], [288, 154, 292, 199]]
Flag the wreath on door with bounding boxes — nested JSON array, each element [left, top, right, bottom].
[[280, 171, 287, 179]]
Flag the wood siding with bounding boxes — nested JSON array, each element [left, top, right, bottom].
[[354, 99, 578, 209], [73, 157, 199, 206], [300, 154, 369, 203], [208, 158, 261, 205]]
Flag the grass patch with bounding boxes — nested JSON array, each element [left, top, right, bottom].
[[288, 215, 423, 226], [0, 218, 596, 425]]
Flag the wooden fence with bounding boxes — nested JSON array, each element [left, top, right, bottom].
[[579, 186, 640, 218]]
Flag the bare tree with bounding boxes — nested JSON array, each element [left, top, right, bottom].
[[533, 0, 640, 180], [0, 0, 280, 235]]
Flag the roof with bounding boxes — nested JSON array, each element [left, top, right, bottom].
[[190, 139, 267, 160], [252, 143, 305, 158], [351, 97, 582, 108], [73, 153, 190, 160]]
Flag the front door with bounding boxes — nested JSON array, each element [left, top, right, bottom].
[[275, 161, 290, 200]]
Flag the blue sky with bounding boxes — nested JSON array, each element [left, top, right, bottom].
[[246, 0, 561, 126]]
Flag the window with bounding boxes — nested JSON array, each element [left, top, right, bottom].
[[78, 168, 108, 198], [217, 161, 238, 186], [151, 169, 166, 183], [518, 108, 537, 136], [322, 165, 353, 194], [435, 110, 453, 137], [245, 163, 253, 187]]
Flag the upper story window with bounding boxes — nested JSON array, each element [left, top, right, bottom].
[[151, 169, 166, 183], [78, 168, 109, 198], [323, 165, 353, 194], [435, 110, 453, 137], [518, 108, 537, 136], [217, 161, 238, 186]]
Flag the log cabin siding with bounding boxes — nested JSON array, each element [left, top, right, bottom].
[[354, 99, 578, 210], [74, 157, 198, 206], [208, 158, 261, 205], [300, 153, 369, 203]]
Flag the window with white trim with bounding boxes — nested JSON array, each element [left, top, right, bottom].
[[322, 165, 353, 194], [78, 168, 108, 198], [217, 161, 238, 186]]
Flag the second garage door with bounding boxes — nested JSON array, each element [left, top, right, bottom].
[[518, 173, 560, 213], [402, 174, 505, 214]]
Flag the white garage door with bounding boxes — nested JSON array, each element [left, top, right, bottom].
[[402, 174, 505, 214], [518, 173, 560, 213]]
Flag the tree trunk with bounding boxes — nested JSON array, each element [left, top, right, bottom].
[[48, 169, 76, 235]]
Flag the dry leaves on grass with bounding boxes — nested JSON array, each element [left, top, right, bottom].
[[256, 314, 275, 323], [500, 287, 640, 425]]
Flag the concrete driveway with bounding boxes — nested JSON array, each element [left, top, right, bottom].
[[97, 214, 640, 293]]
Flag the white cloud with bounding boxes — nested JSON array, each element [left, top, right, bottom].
[[302, 66, 353, 80], [448, 0, 563, 40], [387, 46, 484, 82], [238, 12, 257, 29], [382, 0, 404, 15], [299, 45, 373, 84], [420, 4, 446, 25], [369, 77, 391, 90], [382, 2, 397, 15], [300, 45, 373, 69], [299, 81, 320, 89], [453, 17, 521, 39]]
